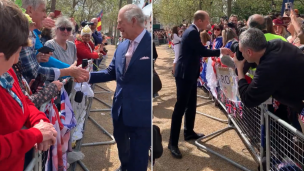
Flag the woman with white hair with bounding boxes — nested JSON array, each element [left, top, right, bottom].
[[75, 25, 102, 66], [44, 16, 77, 65], [45, 16, 77, 98]]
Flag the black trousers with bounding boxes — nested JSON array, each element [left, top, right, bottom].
[[169, 77, 197, 146]]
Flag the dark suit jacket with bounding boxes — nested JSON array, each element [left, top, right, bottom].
[[89, 30, 151, 128], [174, 24, 220, 81]]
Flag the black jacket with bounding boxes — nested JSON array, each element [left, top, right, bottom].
[[238, 39, 304, 113], [174, 25, 220, 81]]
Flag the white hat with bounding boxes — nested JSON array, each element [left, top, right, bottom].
[[81, 25, 92, 36]]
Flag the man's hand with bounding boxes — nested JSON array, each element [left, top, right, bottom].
[[68, 61, 90, 83], [233, 54, 246, 70], [220, 48, 232, 55], [233, 55, 246, 80], [42, 17, 55, 29], [51, 80, 63, 91], [37, 52, 52, 63]]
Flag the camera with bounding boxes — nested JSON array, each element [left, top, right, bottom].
[[227, 22, 236, 28], [230, 41, 244, 61]]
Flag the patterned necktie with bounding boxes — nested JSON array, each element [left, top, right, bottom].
[[125, 41, 135, 72]]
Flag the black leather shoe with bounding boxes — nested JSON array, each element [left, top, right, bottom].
[[184, 133, 205, 141], [168, 144, 182, 159]]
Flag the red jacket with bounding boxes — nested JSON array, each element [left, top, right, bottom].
[[0, 68, 49, 171], [75, 39, 99, 66]]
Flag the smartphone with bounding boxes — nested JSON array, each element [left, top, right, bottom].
[[38, 46, 54, 54], [285, 2, 292, 16], [54, 10, 61, 18], [82, 59, 88, 69], [30, 74, 46, 94]]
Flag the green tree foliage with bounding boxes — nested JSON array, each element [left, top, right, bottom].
[[153, 0, 304, 26]]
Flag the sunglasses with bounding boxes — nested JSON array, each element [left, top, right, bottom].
[[214, 28, 221, 31], [58, 27, 72, 32]]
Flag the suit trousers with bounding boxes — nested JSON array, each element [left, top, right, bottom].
[[113, 113, 151, 171], [169, 77, 197, 146]]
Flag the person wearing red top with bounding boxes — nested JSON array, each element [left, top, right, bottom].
[[75, 25, 103, 66], [0, 1, 57, 170]]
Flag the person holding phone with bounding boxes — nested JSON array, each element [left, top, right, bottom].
[[0, 2, 57, 170], [289, 7, 304, 45], [19, 0, 88, 84]]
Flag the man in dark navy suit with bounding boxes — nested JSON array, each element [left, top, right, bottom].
[[169, 10, 231, 159], [76, 4, 151, 171]]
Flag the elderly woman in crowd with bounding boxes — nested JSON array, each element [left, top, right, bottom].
[[44, 16, 77, 96], [45, 16, 77, 65], [75, 25, 103, 66], [0, 1, 57, 171]]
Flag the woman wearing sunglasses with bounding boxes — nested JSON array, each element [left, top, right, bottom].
[[44, 16, 77, 66], [44, 16, 77, 99]]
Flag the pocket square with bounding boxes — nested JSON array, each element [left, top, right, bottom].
[[140, 56, 150, 60]]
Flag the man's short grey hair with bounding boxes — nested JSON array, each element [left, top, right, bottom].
[[22, 0, 47, 9], [248, 14, 266, 31], [51, 16, 75, 38], [239, 28, 267, 52], [120, 4, 145, 27]]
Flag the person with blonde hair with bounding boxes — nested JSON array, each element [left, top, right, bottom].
[[287, 16, 304, 46], [200, 30, 211, 48]]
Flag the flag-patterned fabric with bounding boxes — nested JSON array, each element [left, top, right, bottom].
[[300, 108, 304, 124], [44, 99, 64, 171], [97, 10, 103, 32], [142, 0, 149, 9], [45, 88, 77, 171]]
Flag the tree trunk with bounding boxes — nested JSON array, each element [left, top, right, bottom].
[[50, 0, 56, 12], [227, 0, 232, 18], [199, 0, 203, 10], [115, 0, 123, 48], [80, 0, 87, 22], [127, 0, 133, 4], [109, 21, 113, 38]]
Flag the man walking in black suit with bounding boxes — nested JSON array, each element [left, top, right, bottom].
[[168, 10, 231, 159]]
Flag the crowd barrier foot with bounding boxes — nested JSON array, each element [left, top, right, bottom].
[[77, 160, 90, 171], [81, 115, 116, 147], [70, 83, 116, 171], [195, 87, 260, 171]]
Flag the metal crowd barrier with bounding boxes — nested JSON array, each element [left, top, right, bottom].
[[195, 65, 265, 171], [195, 63, 304, 171], [265, 111, 304, 171], [24, 59, 116, 171]]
